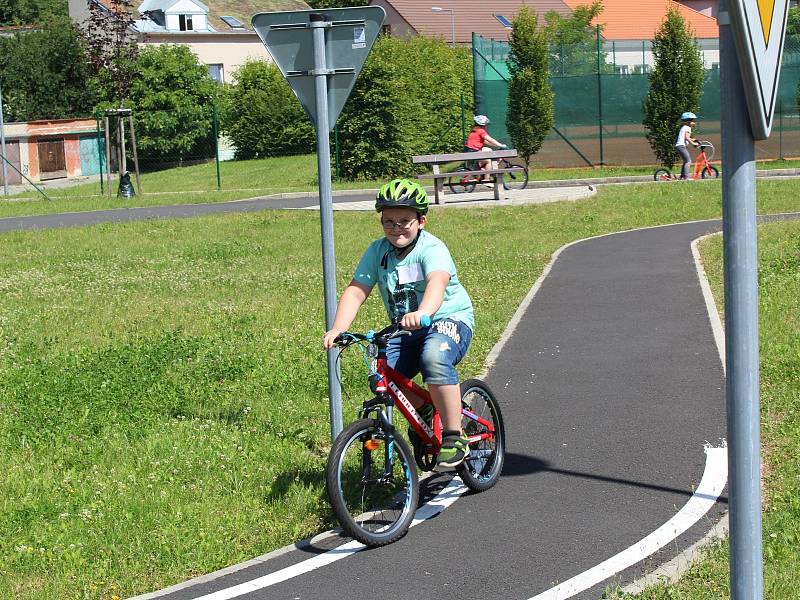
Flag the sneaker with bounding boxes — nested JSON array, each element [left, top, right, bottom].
[[435, 432, 471, 471]]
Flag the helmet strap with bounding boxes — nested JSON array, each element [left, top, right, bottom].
[[386, 230, 421, 259]]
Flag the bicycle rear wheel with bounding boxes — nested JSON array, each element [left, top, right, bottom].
[[326, 418, 419, 547], [701, 165, 719, 179], [500, 159, 529, 190], [447, 168, 477, 194], [457, 379, 505, 492], [654, 168, 673, 181]]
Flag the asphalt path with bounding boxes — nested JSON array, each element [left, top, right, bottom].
[[3, 199, 745, 598], [0, 192, 373, 232]]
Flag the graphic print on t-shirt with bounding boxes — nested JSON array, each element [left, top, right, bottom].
[[388, 284, 419, 322]]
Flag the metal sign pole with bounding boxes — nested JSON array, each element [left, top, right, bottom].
[[310, 13, 343, 439], [0, 81, 9, 195], [252, 6, 385, 441], [719, 0, 763, 597]]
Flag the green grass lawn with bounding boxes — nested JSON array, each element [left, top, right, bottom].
[[2, 153, 799, 220], [0, 155, 387, 219], [0, 178, 797, 598], [609, 219, 800, 599]]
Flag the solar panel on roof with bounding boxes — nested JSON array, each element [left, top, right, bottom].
[[494, 14, 512, 28], [220, 15, 244, 28]]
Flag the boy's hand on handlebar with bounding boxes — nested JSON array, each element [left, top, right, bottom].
[[400, 311, 429, 331], [323, 328, 344, 350]]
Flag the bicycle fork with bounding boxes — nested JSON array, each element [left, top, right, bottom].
[[360, 401, 399, 486]]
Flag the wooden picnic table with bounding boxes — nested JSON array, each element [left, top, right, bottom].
[[411, 149, 521, 204]]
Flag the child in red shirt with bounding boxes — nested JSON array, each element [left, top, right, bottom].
[[464, 115, 506, 178]]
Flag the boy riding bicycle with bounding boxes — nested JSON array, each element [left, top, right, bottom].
[[322, 178, 474, 470]]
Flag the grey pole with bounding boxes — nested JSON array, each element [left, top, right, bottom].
[[0, 81, 9, 195], [719, 1, 763, 598], [310, 12, 343, 440]]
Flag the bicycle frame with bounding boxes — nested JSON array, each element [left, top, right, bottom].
[[692, 148, 713, 179], [358, 338, 497, 454]]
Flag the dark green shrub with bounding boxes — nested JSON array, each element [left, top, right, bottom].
[[127, 44, 220, 161], [335, 35, 472, 180], [221, 60, 315, 159], [507, 6, 553, 167]]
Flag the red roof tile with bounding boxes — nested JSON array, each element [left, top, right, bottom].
[[372, 0, 573, 44], [561, 0, 718, 40]]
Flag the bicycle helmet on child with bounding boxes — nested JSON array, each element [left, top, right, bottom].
[[375, 178, 430, 215], [474, 115, 490, 126], [680, 111, 697, 121]]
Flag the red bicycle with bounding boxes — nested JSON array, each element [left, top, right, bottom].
[[654, 141, 720, 181], [326, 319, 505, 547]]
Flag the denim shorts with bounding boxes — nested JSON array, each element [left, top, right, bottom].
[[386, 318, 472, 386]]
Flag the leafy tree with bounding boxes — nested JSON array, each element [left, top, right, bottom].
[[506, 6, 553, 167], [544, 1, 606, 76], [126, 44, 220, 160], [642, 8, 704, 169], [83, 0, 140, 104], [0, 16, 97, 121], [220, 60, 315, 159], [787, 6, 800, 36], [0, 0, 65, 25], [336, 35, 471, 179]]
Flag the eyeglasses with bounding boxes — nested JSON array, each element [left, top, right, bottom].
[[381, 218, 418, 230]]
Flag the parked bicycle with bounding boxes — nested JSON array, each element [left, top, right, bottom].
[[447, 157, 529, 194], [326, 317, 505, 547], [654, 141, 719, 181]]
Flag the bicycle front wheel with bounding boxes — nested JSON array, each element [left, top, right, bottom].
[[326, 418, 419, 547], [654, 168, 673, 181], [701, 165, 720, 179], [457, 379, 505, 492], [447, 169, 477, 194], [500, 160, 529, 190]]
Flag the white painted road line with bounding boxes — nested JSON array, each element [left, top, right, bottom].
[[527, 445, 728, 599], [188, 477, 469, 600]]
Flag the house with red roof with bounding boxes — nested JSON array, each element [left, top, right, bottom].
[[560, 0, 718, 40], [371, 0, 720, 71], [369, 0, 572, 44]]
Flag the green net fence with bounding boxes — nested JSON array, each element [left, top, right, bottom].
[[474, 33, 800, 167]]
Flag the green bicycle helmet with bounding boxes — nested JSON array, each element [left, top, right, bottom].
[[375, 178, 429, 215]]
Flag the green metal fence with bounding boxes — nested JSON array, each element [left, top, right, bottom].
[[474, 33, 800, 167]]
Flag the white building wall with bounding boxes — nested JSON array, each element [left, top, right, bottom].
[[143, 37, 272, 82]]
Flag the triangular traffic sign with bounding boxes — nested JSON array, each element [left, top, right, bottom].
[[727, 0, 790, 139], [252, 7, 385, 131]]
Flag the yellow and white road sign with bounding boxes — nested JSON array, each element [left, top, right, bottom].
[[721, 0, 789, 140], [727, 0, 790, 139]]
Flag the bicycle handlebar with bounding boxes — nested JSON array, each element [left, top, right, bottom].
[[334, 315, 432, 347]]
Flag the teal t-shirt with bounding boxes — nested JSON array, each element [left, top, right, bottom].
[[352, 230, 474, 330]]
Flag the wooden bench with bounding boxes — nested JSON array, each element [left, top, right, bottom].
[[411, 150, 523, 204]]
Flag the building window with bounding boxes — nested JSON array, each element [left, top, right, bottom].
[[179, 14, 194, 31], [207, 64, 224, 84], [614, 65, 629, 75]]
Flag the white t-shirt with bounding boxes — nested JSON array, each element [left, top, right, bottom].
[[675, 124, 692, 147]]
